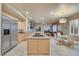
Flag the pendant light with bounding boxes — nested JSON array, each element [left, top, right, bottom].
[[59, 18, 67, 23]]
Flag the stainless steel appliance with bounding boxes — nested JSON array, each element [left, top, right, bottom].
[[1, 15, 18, 55]]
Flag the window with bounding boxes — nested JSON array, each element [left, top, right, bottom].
[[58, 24, 61, 31], [70, 20, 74, 34], [74, 20, 78, 34], [53, 25, 57, 32], [69, 18, 79, 35]]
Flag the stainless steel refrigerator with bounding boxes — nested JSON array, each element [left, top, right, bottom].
[[1, 15, 18, 55]]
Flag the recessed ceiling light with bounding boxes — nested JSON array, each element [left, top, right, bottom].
[[26, 11, 29, 14]]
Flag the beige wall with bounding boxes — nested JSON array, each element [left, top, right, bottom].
[[18, 20, 26, 32], [18, 20, 26, 43]]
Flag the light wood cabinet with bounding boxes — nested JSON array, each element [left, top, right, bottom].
[[27, 39, 50, 55], [27, 40, 38, 55], [38, 40, 49, 55]]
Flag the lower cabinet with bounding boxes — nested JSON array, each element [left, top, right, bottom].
[[27, 39, 50, 55], [38, 40, 49, 55], [27, 40, 37, 55]]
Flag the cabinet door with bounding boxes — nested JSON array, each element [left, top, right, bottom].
[[38, 40, 50, 55], [27, 40, 38, 55], [1, 23, 11, 54]]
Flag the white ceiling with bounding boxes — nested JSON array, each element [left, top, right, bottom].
[[3, 3, 79, 24]]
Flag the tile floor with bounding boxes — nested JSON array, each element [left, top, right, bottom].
[[4, 41, 27, 56], [4, 41, 79, 56]]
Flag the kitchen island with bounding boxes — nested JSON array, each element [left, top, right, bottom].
[[27, 32, 50, 56]]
